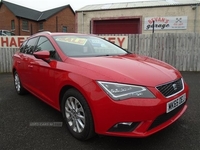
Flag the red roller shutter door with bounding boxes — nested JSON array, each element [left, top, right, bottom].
[[93, 19, 140, 34]]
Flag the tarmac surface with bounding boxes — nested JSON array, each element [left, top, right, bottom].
[[0, 72, 200, 150]]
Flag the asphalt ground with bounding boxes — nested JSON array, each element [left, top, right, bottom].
[[0, 72, 200, 150]]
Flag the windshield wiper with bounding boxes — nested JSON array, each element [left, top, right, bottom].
[[95, 54, 111, 57]]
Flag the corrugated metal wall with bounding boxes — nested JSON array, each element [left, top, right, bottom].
[[127, 33, 200, 71], [0, 48, 18, 73]]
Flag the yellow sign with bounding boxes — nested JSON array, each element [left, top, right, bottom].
[[56, 37, 87, 45]]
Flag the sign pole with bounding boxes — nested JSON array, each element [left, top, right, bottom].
[[152, 21, 155, 34]]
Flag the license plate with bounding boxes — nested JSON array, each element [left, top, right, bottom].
[[166, 93, 186, 113]]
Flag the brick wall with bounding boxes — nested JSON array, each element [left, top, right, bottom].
[[44, 7, 75, 33], [0, 4, 17, 32], [0, 4, 75, 35]]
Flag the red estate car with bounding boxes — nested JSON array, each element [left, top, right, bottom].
[[12, 32, 189, 140]]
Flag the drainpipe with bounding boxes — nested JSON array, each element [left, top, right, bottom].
[[194, 4, 198, 33], [82, 11, 84, 33], [56, 16, 58, 32], [18, 18, 20, 35], [30, 24, 33, 35]]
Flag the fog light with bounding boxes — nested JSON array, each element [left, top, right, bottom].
[[114, 122, 132, 128], [109, 122, 140, 132]]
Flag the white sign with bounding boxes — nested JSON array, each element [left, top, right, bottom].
[[0, 36, 128, 49], [0, 36, 29, 48], [100, 36, 128, 49], [144, 16, 187, 30]]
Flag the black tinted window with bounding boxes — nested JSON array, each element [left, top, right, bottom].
[[24, 37, 38, 54], [20, 40, 28, 53]]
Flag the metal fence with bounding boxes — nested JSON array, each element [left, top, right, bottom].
[[0, 33, 200, 73]]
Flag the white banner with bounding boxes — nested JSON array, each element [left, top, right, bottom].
[[100, 36, 128, 49], [144, 16, 187, 30], [0, 36, 29, 48], [0, 36, 128, 49]]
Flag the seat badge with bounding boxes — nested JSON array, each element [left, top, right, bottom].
[[172, 84, 177, 90]]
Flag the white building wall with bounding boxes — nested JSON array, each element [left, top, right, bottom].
[[76, 5, 199, 34]]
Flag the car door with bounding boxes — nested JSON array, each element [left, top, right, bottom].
[[30, 36, 61, 105], [14, 40, 28, 83], [17, 37, 39, 90]]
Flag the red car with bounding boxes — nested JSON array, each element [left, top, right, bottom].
[[12, 32, 189, 140]]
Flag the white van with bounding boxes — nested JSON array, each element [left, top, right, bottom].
[[0, 30, 15, 36]]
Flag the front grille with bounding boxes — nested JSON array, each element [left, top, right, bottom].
[[156, 78, 183, 98], [148, 103, 185, 131]]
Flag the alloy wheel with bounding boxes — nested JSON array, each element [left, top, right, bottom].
[[65, 96, 85, 133], [14, 73, 21, 92]]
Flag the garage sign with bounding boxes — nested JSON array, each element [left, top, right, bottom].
[[100, 36, 128, 49], [144, 16, 187, 30]]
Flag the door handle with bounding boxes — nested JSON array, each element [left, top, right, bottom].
[[29, 62, 36, 68], [30, 62, 36, 64], [17, 61, 21, 64], [28, 65, 33, 68]]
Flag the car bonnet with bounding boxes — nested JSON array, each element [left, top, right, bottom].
[[67, 54, 182, 87]]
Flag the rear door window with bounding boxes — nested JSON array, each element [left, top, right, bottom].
[[20, 40, 28, 53]]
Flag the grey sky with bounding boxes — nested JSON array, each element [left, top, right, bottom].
[[4, 0, 153, 11]]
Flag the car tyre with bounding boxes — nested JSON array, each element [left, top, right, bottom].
[[14, 71, 27, 95], [61, 88, 95, 140]]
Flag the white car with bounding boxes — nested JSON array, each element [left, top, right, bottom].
[[0, 30, 15, 36]]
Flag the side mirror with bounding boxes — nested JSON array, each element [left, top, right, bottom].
[[33, 50, 50, 62]]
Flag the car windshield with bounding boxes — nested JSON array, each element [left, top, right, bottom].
[[53, 35, 128, 57]]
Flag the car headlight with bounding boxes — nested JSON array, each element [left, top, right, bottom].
[[97, 81, 155, 100]]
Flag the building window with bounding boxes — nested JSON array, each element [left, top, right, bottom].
[[11, 20, 15, 30], [39, 22, 43, 31], [22, 20, 29, 30], [62, 26, 67, 32]]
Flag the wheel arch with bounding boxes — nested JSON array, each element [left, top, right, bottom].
[[59, 83, 96, 128], [59, 85, 74, 111], [58, 84, 93, 113], [12, 68, 16, 76]]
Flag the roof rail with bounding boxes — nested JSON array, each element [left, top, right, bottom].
[[32, 31, 51, 36]]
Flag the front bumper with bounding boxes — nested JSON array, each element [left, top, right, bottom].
[[83, 81, 189, 137], [106, 103, 187, 137]]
